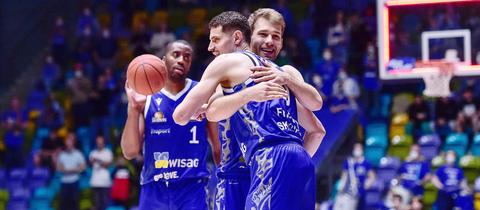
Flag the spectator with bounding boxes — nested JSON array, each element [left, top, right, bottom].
[[435, 97, 458, 131], [310, 73, 326, 100], [111, 157, 132, 207], [407, 95, 430, 138], [130, 21, 151, 56], [94, 28, 118, 70], [67, 64, 93, 129], [89, 135, 113, 210], [2, 97, 27, 129], [90, 74, 114, 142], [315, 48, 341, 96], [77, 7, 100, 36], [332, 68, 360, 110], [431, 150, 469, 210], [149, 22, 176, 58], [327, 11, 348, 64], [38, 93, 65, 129], [51, 16, 68, 68], [335, 143, 375, 210], [4, 124, 24, 168], [42, 55, 61, 90], [457, 88, 478, 134], [57, 132, 86, 210], [38, 129, 63, 173], [397, 144, 431, 198], [410, 197, 423, 210], [74, 26, 96, 78], [362, 42, 381, 117]]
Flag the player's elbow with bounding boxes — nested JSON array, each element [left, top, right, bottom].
[[309, 97, 323, 111], [122, 148, 139, 160], [205, 107, 222, 122], [172, 109, 189, 126]]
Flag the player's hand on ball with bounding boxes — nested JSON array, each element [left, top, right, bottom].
[[249, 81, 288, 102], [125, 80, 146, 113], [250, 60, 289, 85]]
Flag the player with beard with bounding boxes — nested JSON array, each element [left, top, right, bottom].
[[174, 11, 323, 210], [121, 40, 220, 210]]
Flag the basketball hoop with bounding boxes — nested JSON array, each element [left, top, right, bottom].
[[414, 60, 456, 97]]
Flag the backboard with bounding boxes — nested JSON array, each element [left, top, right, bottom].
[[377, 0, 480, 80]]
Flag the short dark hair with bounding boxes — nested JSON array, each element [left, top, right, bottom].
[[208, 11, 251, 44], [165, 40, 193, 53]]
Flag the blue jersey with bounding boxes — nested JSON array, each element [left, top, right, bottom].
[[342, 158, 372, 195], [141, 79, 209, 185], [222, 51, 303, 163], [398, 160, 430, 190], [216, 118, 249, 177], [436, 165, 464, 194]]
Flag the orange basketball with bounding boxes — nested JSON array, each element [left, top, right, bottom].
[[126, 54, 167, 95]]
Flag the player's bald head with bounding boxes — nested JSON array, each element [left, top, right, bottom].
[[165, 40, 193, 53]]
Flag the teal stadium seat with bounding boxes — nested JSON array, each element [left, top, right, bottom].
[[365, 135, 388, 167], [366, 123, 388, 138], [444, 133, 468, 157], [471, 134, 480, 156]]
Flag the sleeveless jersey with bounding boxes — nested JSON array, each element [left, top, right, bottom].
[[141, 79, 209, 185], [222, 51, 304, 163], [216, 118, 249, 177]]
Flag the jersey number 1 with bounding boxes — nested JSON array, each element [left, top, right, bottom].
[[189, 126, 199, 144]]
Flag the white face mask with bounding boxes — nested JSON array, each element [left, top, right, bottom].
[[338, 72, 347, 80], [323, 51, 332, 61], [446, 155, 456, 165], [353, 149, 363, 157], [408, 151, 419, 160]]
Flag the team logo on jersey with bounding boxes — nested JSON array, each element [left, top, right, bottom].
[[152, 111, 167, 123], [155, 98, 162, 106], [154, 152, 169, 168]]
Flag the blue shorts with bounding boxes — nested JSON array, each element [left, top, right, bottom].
[[214, 175, 250, 210], [245, 142, 315, 210], [139, 178, 208, 210]]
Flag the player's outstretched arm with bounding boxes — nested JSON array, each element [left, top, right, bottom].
[[121, 81, 145, 160], [205, 82, 288, 122], [173, 54, 243, 125], [297, 100, 326, 157]]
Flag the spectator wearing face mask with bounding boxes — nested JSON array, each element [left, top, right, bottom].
[[431, 150, 469, 210], [397, 144, 431, 198], [335, 143, 376, 210], [315, 48, 341, 96], [331, 68, 360, 112]]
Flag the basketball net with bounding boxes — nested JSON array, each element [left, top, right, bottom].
[[414, 61, 456, 97]]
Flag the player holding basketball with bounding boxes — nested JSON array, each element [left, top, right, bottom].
[[174, 11, 324, 210], [206, 9, 326, 210], [121, 40, 220, 210]]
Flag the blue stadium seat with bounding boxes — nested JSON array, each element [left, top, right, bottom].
[[376, 156, 401, 184], [365, 136, 388, 167], [419, 134, 441, 160], [364, 180, 385, 208], [29, 167, 51, 189], [6, 168, 28, 190], [0, 168, 5, 189], [444, 133, 469, 157], [380, 94, 392, 119], [471, 134, 480, 156]]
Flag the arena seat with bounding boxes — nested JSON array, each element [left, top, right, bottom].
[[444, 133, 468, 157], [471, 134, 480, 156], [431, 155, 445, 172], [388, 135, 413, 160], [0, 169, 5, 189], [391, 93, 414, 114], [365, 136, 388, 167], [364, 180, 385, 208], [366, 123, 388, 138], [7, 168, 28, 190], [419, 134, 441, 160], [423, 182, 438, 208], [459, 155, 480, 184], [376, 156, 401, 184], [29, 167, 50, 189]]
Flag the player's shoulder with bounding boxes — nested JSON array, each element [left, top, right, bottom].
[[213, 52, 252, 66]]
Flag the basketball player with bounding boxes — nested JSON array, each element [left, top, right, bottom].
[[173, 11, 323, 210], [206, 9, 326, 210], [121, 40, 220, 210]]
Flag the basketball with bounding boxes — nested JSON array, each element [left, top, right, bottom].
[[126, 54, 167, 95]]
